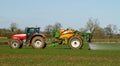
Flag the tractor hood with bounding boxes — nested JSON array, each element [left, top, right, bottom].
[[12, 34, 26, 40]]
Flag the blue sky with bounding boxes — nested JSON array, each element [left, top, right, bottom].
[[0, 0, 120, 31]]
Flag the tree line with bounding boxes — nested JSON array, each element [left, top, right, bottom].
[[80, 19, 120, 39], [0, 18, 120, 39]]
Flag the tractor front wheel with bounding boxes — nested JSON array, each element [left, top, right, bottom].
[[10, 40, 22, 49], [31, 36, 46, 49], [68, 36, 83, 49]]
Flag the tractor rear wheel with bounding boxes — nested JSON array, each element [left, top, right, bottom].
[[31, 36, 46, 49], [10, 40, 22, 49], [68, 36, 83, 49]]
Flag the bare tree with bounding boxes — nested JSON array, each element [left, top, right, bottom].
[[104, 24, 118, 35], [10, 22, 18, 32], [86, 18, 99, 33], [79, 28, 87, 33], [112, 24, 118, 34], [94, 27, 104, 39], [44, 22, 62, 37], [44, 25, 53, 37], [53, 22, 62, 31], [16, 29, 24, 34], [85, 18, 105, 39]]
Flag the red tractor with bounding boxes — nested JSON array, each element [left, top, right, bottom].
[[10, 27, 46, 49]]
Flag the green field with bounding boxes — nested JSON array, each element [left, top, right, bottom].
[[0, 44, 120, 66]]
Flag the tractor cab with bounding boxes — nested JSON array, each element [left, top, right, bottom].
[[25, 27, 40, 40]]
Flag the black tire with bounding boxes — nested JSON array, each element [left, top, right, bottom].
[[31, 36, 46, 49], [43, 43, 47, 48], [10, 40, 22, 49], [19, 44, 23, 48], [68, 36, 83, 49]]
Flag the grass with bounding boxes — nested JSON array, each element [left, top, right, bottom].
[[0, 44, 120, 66]]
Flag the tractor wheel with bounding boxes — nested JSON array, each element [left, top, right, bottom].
[[43, 43, 47, 48], [10, 40, 22, 49], [31, 36, 46, 49], [19, 44, 23, 48], [68, 36, 83, 49]]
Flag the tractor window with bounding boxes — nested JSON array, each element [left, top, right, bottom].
[[27, 28, 40, 34], [29, 28, 35, 33], [26, 28, 35, 39], [35, 28, 40, 33]]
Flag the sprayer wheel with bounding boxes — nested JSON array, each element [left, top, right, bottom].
[[68, 36, 83, 49]]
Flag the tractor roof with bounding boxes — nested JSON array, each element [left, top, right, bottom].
[[26, 26, 40, 28]]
